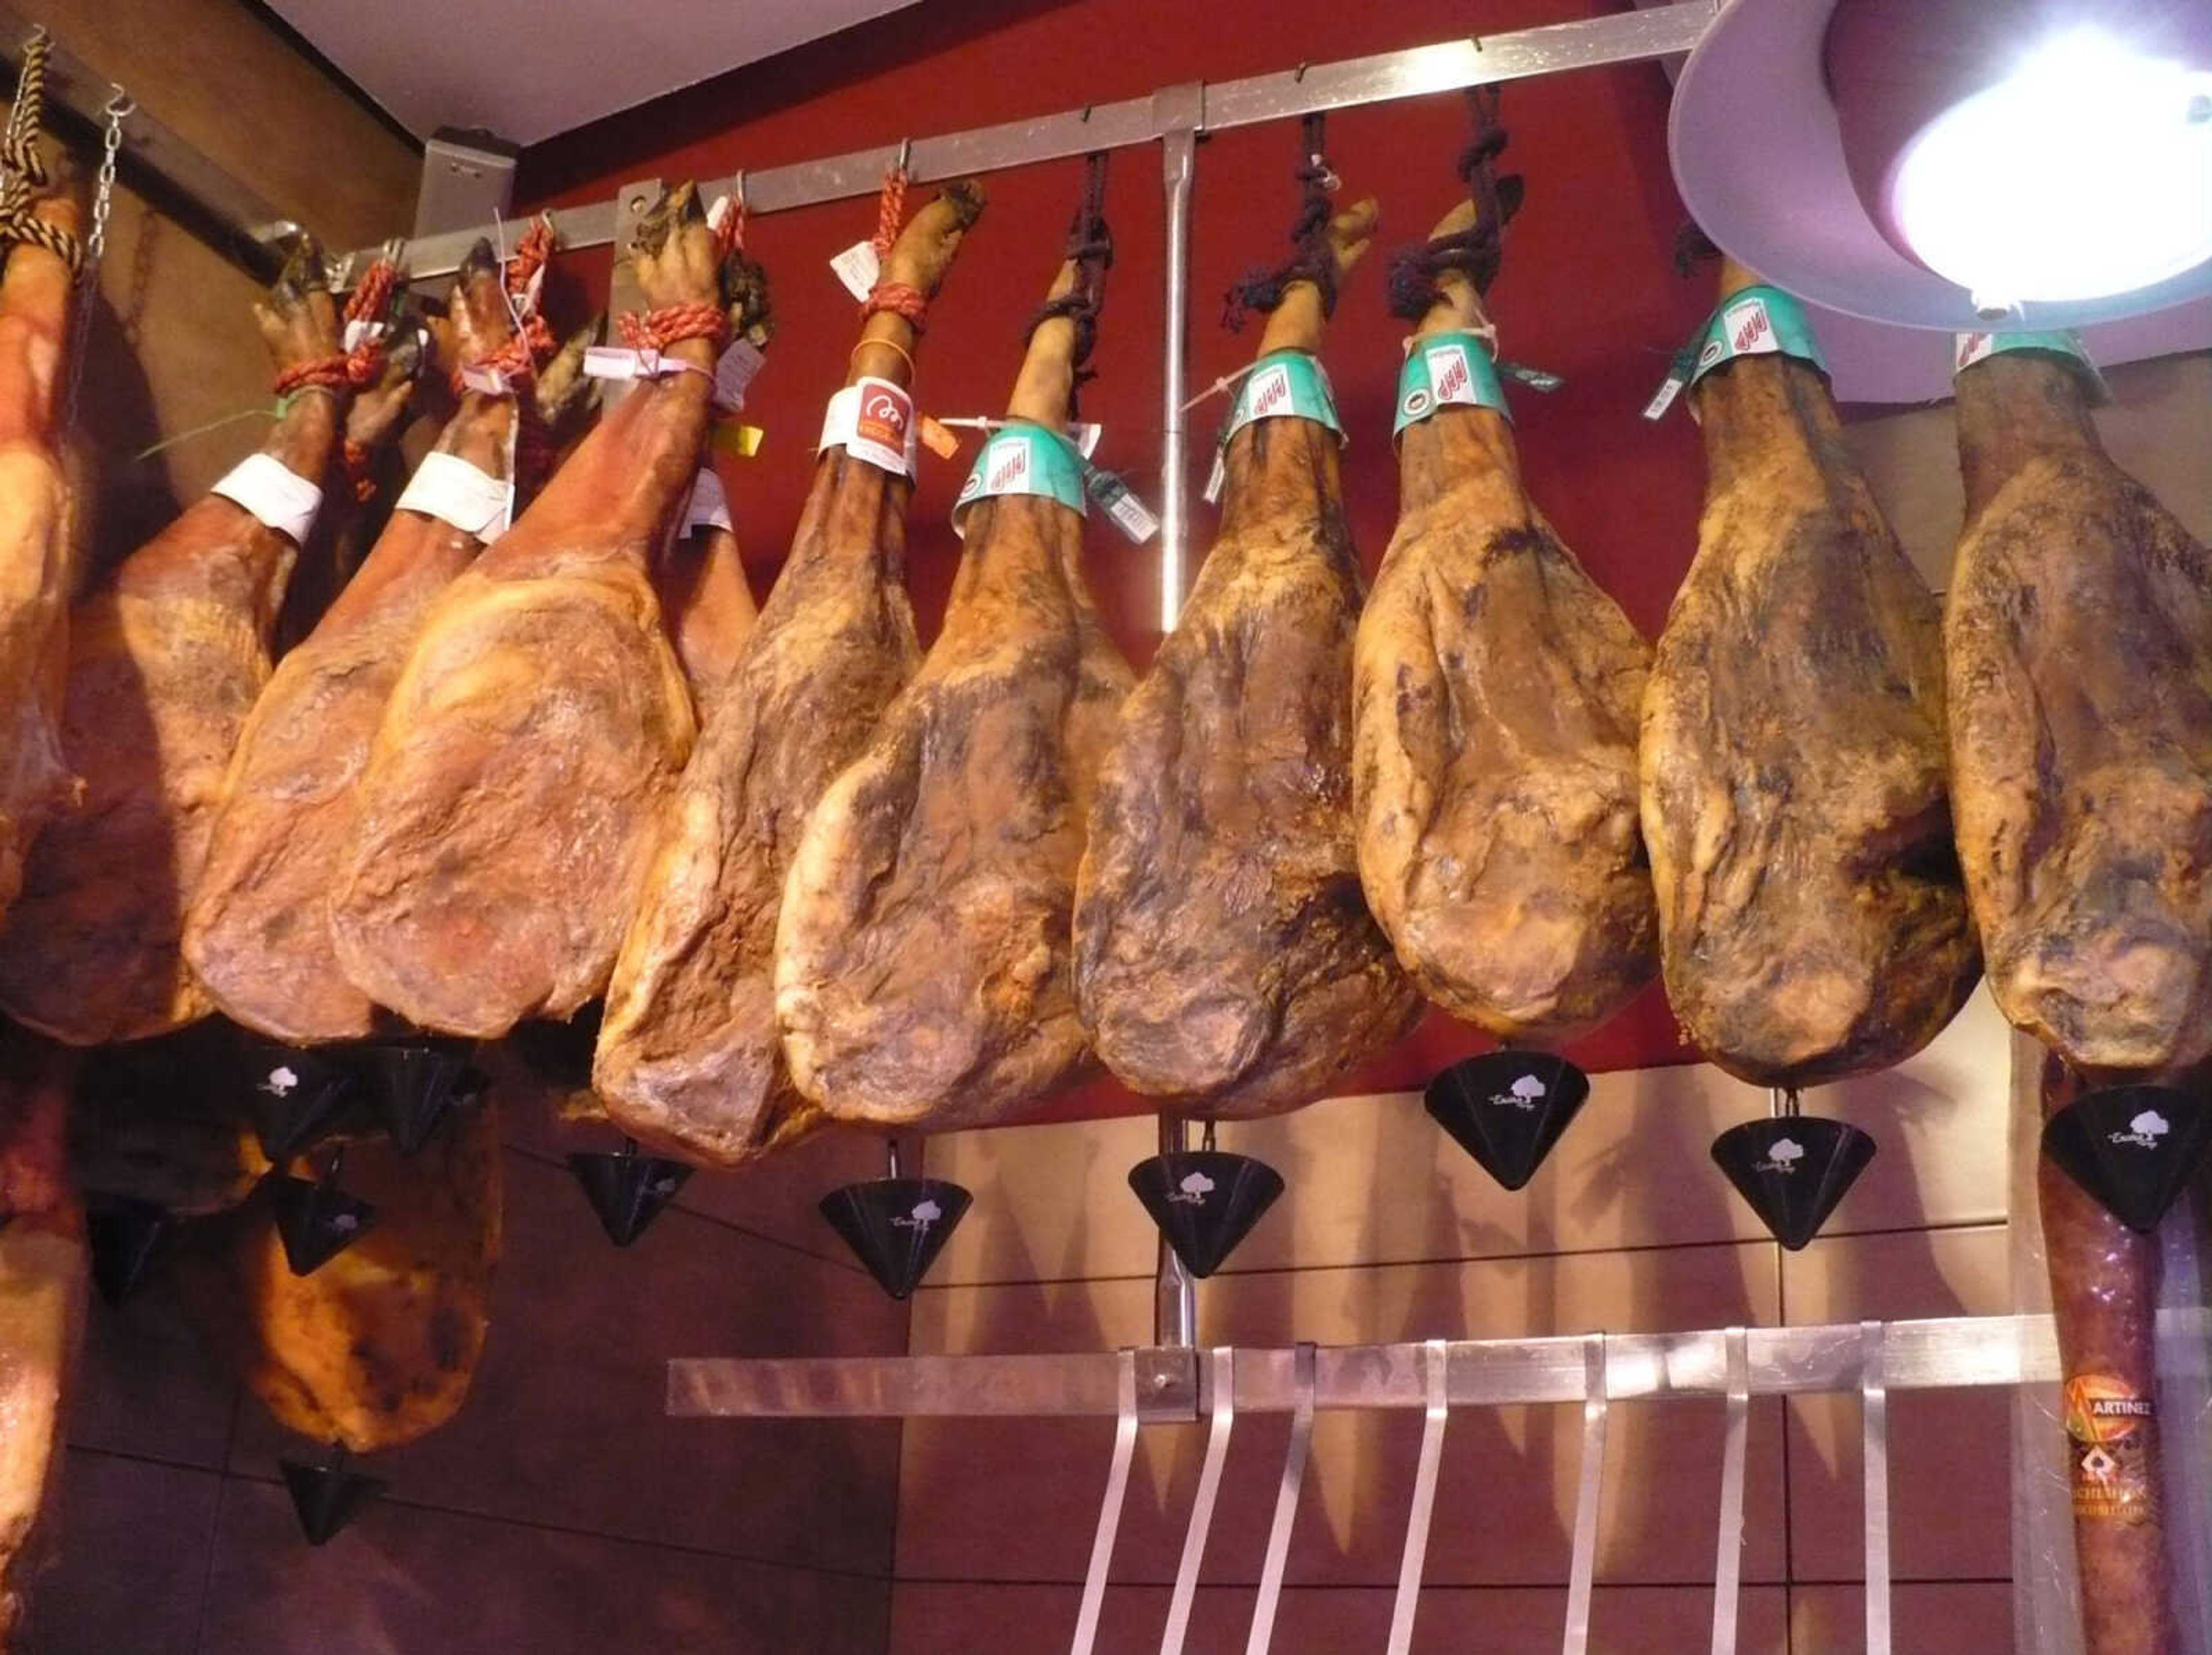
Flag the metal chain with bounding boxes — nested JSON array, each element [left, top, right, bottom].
[[62, 88, 130, 434]]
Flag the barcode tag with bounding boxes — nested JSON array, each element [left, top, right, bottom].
[[1642, 370, 1687, 423], [1202, 448, 1226, 505], [1084, 466, 1159, 543], [714, 339, 767, 412], [584, 346, 652, 382], [918, 415, 959, 458], [459, 364, 514, 397], [831, 240, 882, 302], [1499, 361, 1563, 392]]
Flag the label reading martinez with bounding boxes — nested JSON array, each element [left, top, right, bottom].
[[2063, 1373, 2160, 1525]]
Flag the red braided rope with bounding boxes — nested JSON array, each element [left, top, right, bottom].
[[862, 279, 928, 333], [870, 168, 908, 258], [617, 302, 729, 355], [346, 259, 399, 325], [506, 218, 555, 301], [272, 355, 350, 399], [717, 194, 744, 259]]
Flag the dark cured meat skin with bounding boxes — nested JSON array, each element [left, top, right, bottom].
[[1352, 245, 1654, 1044], [1078, 413, 1420, 1116], [777, 489, 1130, 1130], [2038, 1052, 2174, 1655], [1638, 300, 1978, 1088], [1948, 351, 2212, 1074]]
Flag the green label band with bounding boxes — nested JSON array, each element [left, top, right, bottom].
[[1953, 329, 2109, 403], [952, 421, 1088, 536], [1223, 349, 1343, 449], [1394, 330, 1510, 437], [1688, 285, 1828, 387]]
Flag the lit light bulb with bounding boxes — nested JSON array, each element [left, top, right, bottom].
[[1891, 27, 2212, 305]]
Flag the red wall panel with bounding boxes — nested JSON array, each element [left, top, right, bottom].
[[517, 0, 1717, 1115]]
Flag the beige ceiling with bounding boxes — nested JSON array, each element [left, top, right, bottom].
[[266, 0, 921, 145]]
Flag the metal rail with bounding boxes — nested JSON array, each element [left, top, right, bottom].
[[669, 1310, 2212, 1422], [0, 7, 301, 276], [344, 2, 1718, 281]]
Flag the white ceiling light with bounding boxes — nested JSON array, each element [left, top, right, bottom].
[[1672, 0, 2212, 330]]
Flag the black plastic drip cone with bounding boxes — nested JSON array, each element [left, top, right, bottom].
[[819, 1177, 973, 1300], [1711, 1115, 1876, 1251], [1423, 1051, 1592, 1191], [266, 1159, 378, 1277], [279, 1448, 386, 1545], [239, 1042, 359, 1162], [1128, 1149, 1284, 1279], [2043, 1084, 2212, 1234], [84, 1192, 172, 1308], [567, 1139, 692, 1247], [358, 1040, 485, 1156]]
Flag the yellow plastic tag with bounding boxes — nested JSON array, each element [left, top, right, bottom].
[[713, 422, 766, 459]]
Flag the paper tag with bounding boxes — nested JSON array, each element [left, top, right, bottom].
[[1068, 422, 1103, 460], [1203, 448, 1227, 506], [1084, 466, 1159, 543], [714, 339, 767, 412], [819, 378, 917, 478], [918, 415, 960, 459], [1499, 361, 1563, 392], [1953, 328, 2109, 402], [396, 450, 513, 539], [459, 363, 515, 398], [1221, 350, 1344, 452], [516, 263, 547, 320], [341, 317, 387, 354], [1646, 285, 1828, 421], [584, 346, 650, 382], [1394, 331, 1511, 439], [831, 240, 882, 303], [952, 422, 1088, 536], [684, 467, 732, 536], [211, 453, 324, 545]]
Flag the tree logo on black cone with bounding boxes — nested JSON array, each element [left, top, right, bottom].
[[260, 1066, 298, 1097], [2110, 1111, 2169, 1151], [2043, 1086, 2212, 1234], [1167, 1171, 1216, 1206], [1425, 1052, 1592, 1192], [1128, 1152, 1282, 1279], [1756, 1137, 1806, 1174], [1710, 1116, 1875, 1251], [820, 1177, 972, 1300]]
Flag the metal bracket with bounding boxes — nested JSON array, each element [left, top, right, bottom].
[[1160, 1346, 1236, 1655], [1563, 1334, 1610, 1655], [1071, 1350, 1142, 1655], [1710, 1325, 1750, 1655], [1862, 1320, 1892, 1655], [1134, 1344, 1202, 1422], [1244, 1342, 1315, 1655], [1385, 1338, 1450, 1655]]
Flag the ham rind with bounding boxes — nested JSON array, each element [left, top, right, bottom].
[[0, 177, 82, 936], [187, 241, 529, 1045], [1074, 198, 1421, 1119], [776, 247, 1131, 1131], [1638, 260, 1978, 1088], [1947, 344, 2212, 1074], [0, 240, 376, 1046], [1353, 200, 1655, 1044], [330, 184, 764, 1039], [597, 185, 982, 1165]]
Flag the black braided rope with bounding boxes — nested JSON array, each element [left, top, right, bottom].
[[1384, 85, 1521, 322], [1024, 150, 1113, 407], [0, 32, 81, 271], [1223, 112, 1340, 330]]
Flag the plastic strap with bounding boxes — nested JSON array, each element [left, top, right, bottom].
[[1863, 1320, 1892, 1655], [1563, 1333, 1609, 1655], [1243, 1343, 1315, 1655], [1070, 1350, 1141, 1655], [1710, 1325, 1750, 1655], [1385, 1339, 1451, 1655], [1160, 1347, 1237, 1655]]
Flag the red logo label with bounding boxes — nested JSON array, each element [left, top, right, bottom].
[[987, 439, 1031, 494], [1433, 346, 1471, 403], [1728, 301, 1772, 355], [1248, 365, 1293, 418], [857, 383, 912, 455]]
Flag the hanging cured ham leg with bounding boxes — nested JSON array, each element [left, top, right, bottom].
[[778, 212, 1130, 1130], [0, 238, 379, 1045], [0, 1031, 84, 1648], [332, 185, 769, 1038], [1947, 338, 2212, 1073], [652, 481, 757, 721], [0, 169, 82, 935], [1354, 184, 1655, 1044], [187, 238, 553, 1045], [599, 183, 981, 1163], [1075, 173, 1419, 1117], [1638, 257, 1976, 1086]]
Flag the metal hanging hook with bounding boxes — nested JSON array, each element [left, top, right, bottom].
[[893, 137, 913, 176]]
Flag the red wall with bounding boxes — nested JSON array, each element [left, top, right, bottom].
[[518, 0, 1717, 1114]]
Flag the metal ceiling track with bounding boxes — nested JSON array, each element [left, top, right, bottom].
[[346, 2, 1718, 281], [0, 7, 302, 278]]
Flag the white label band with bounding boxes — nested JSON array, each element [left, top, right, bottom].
[[211, 453, 323, 545], [396, 450, 513, 539], [819, 379, 917, 479]]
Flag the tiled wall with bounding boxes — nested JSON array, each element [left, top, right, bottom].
[[26, 1112, 906, 1655]]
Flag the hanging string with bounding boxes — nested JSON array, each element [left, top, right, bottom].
[[0, 29, 82, 270], [863, 161, 929, 331], [1222, 113, 1339, 330], [1385, 85, 1524, 321], [1022, 150, 1113, 408]]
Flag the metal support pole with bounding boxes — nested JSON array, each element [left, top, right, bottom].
[[1862, 1320, 1892, 1655], [1154, 94, 1200, 634], [1154, 1114, 1198, 1350]]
